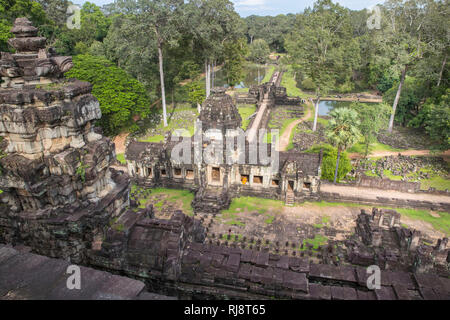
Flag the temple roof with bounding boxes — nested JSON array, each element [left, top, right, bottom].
[[198, 87, 242, 132]]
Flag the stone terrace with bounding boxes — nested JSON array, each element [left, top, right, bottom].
[[0, 245, 175, 300]]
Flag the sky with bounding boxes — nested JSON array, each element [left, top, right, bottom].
[[75, 0, 386, 17]]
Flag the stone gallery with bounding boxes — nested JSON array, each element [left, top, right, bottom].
[[0, 19, 449, 301]]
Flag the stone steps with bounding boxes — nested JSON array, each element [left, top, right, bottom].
[[285, 192, 295, 206]]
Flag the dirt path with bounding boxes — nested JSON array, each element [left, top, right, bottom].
[[113, 132, 130, 155], [321, 183, 450, 204], [278, 102, 313, 151], [349, 149, 450, 161]]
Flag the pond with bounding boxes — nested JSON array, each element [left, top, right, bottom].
[[318, 100, 378, 116], [213, 64, 267, 89]]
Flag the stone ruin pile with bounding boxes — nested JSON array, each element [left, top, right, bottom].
[[0, 18, 130, 262], [348, 208, 449, 277]]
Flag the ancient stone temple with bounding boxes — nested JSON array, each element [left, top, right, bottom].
[[0, 18, 130, 262], [126, 87, 322, 213]]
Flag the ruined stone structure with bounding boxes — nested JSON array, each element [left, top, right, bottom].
[[126, 86, 322, 212], [0, 18, 130, 263], [347, 208, 449, 277]]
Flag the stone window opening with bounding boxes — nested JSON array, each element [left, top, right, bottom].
[[211, 167, 220, 182], [241, 174, 249, 185], [174, 168, 182, 178], [147, 167, 152, 177], [253, 176, 263, 185], [272, 179, 280, 187], [161, 168, 167, 177], [136, 166, 141, 175], [186, 170, 194, 180], [303, 182, 311, 190]]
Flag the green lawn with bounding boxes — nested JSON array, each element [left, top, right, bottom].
[[365, 166, 450, 191], [303, 201, 449, 236], [348, 141, 404, 154], [139, 134, 165, 143], [281, 65, 313, 99], [301, 234, 329, 250], [238, 105, 257, 131], [396, 208, 450, 235], [131, 186, 195, 216], [116, 153, 126, 165], [265, 117, 299, 143], [262, 65, 276, 83], [220, 196, 284, 227]]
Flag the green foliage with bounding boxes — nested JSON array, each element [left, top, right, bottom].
[[410, 89, 450, 151], [244, 14, 296, 52], [0, 0, 49, 51], [186, 81, 205, 107], [248, 39, 270, 64], [76, 159, 89, 183], [383, 77, 424, 127], [222, 38, 249, 87], [326, 107, 361, 152], [66, 55, 152, 136], [285, 0, 361, 96], [349, 102, 390, 156], [308, 144, 352, 183], [301, 78, 316, 91]]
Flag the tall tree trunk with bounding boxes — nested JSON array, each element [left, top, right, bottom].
[[212, 61, 215, 88], [334, 148, 341, 184], [437, 53, 447, 87], [312, 95, 320, 132], [388, 65, 408, 133], [157, 35, 168, 127], [205, 60, 211, 97]]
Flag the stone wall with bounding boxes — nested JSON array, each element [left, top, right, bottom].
[[356, 176, 420, 193], [86, 207, 450, 300]]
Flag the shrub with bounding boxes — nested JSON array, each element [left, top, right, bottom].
[[308, 144, 352, 182]]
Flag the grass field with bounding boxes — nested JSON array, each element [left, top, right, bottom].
[[304, 201, 449, 235], [238, 105, 257, 131], [116, 153, 126, 165], [281, 65, 313, 99], [131, 186, 195, 216], [348, 141, 404, 154]]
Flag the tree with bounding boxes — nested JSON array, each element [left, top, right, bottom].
[[325, 108, 361, 183], [222, 38, 248, 88], [380, 0, 429, 133], [185, 0, 243, 97], [66, 55, 153, 136], [308, 144, 352, 182], [410, 89, 450, 151], [186, 81, 205, 113], [350, 102, 391, 157], [285, 0, 360, 132], [249, 39, 270, 64], [114, 0, 184, 128]]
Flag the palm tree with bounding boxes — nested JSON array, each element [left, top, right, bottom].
[[325, 108, 361, 183]]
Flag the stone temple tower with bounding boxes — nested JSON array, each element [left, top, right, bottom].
[[0, 18, 130, 261]]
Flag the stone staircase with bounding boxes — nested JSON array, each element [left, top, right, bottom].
[[285, 191, 295, 206]]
